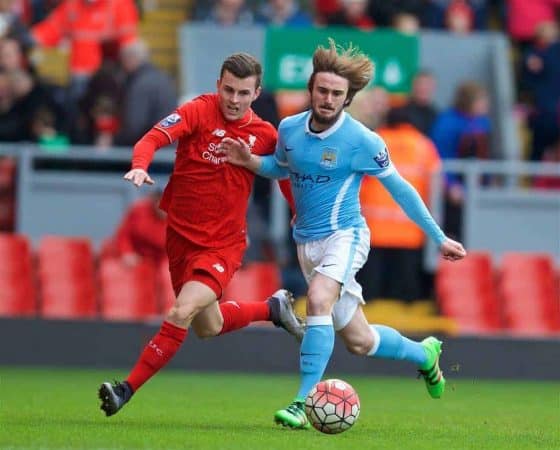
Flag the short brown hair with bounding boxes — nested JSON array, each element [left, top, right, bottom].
[[453, 81, 487, 114], [220, 53, 262, 88], [308, 38, 374, 106]]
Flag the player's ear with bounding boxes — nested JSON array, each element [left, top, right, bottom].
[[216, 78, 221, 91], [252, 85, 262, 102]]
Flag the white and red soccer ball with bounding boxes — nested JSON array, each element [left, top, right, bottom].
[[305, 379, 360, 434]]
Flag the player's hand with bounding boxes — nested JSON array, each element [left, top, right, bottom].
[[218, 137, 252, 166], [439, 238, 467, 261], [123, 168, 155, 187]]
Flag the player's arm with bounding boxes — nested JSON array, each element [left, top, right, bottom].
[[125, 108, 190, 187], [354, 132, 466, 261], [381, 171, 466, 260], [220, 136, 290, 179]]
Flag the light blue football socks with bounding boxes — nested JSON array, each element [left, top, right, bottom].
[[296, 315, 335, 400], [368, 324, 428, 367]]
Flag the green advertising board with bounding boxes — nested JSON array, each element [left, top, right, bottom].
[[264, 28, 418, 93]]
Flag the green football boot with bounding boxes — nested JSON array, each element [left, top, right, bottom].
[[418, 337, 446, 399], [274, 399, 311, 430]]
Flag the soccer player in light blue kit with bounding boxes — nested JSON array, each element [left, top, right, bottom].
[[220, 39, 467, 429]]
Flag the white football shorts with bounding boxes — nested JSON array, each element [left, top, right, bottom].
[[296, 227, 370, 330]]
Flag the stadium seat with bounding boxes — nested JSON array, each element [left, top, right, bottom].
[[499, 253, 560, 336], [37, 236, 97, 319], [99, 258, 159, 321], [435, 251, 502, 334], [0, 233, 36, 316], [223, 262, 282, 303]]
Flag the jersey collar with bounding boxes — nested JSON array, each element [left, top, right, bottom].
[[305, 110, 346, 140]]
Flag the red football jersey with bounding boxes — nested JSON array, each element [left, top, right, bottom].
[[132, 94, 278, 247]]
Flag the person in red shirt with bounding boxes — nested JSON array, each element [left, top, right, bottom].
[[106, 189, 167, 267], [98, 53, 302, 417]]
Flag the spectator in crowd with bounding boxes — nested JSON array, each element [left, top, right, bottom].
[[0, 69, 23, 141], [507, 0, 560, 46], [313, 0, 340, 23], [346, 86, 390, 131], [392, 11, 421, 34], [325, 0, 374, 30], [0, 0, 33, 49], [255, 0, 313, 27], [194, 0, 254, 26], [0, 37, 27, 72], [102, 190, 167, 267], [431, 80, 491, 239], [422, 0, 489, 32], [393, 70, 438, 136], [113, 39, 177, 147], [520, 21, 560, 161], [0, 67, 58, 141], [31, 0, 139, 99], [72, 60, 122, 145], [358, 108, 442, 302], [368, 0, 424, 27], [30, 105, 69, 152]]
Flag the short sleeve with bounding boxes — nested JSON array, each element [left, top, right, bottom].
[[351, 130, 396, 178], [153, 96, 206, 143]]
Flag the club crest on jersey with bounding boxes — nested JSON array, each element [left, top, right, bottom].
[[374, 148, 390, 168], [320, 148, 338, 169], [159, 113, 181, 128], [248, 134, 257, 149], [212, 128, 226, 137]]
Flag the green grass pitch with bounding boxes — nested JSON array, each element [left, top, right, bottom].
[[1, 367, 558, 450]]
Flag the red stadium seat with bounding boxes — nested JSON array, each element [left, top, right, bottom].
[[37, 236, 97, 319], [99, 258, 159, 321], [0, 233, 36, 316], [436, 251, 502, 334], [499, 253, 560, 336], [223, 262, 281, 303]]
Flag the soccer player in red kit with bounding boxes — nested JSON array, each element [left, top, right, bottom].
[[98, 53, 303, 417]]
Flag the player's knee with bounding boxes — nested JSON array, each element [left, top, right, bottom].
[[167, 303, 201, 327], [344, 334, 374, 356], [307, 288, 333, 316]]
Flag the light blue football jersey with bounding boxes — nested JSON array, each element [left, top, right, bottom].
[[270, 110, 395, 243]]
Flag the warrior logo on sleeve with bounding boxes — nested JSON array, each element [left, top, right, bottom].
[[373, 148, 390, 168]]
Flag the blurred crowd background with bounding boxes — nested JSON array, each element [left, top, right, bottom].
[[0, 0, 558, 337]]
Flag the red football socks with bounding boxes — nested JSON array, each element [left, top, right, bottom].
[[218, 301, 270, 335], [126, 321, 187, 392]]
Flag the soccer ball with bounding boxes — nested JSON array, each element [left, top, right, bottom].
[[305, 379, 360, 434]]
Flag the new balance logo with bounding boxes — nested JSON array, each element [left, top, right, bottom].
[[213, 263, 225, 273], [212, 129, 226, 137]]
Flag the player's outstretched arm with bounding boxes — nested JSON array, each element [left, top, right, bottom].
[[123, 168, 155, 187], [379, 170, 466, 261], [219, 137, 262, 172]]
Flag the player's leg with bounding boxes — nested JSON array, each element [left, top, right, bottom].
[[98, 280, 217, 416], [275, 231, 365, 429], [274, 272, 339, 429], [336, 305, 445, 398], [186, 243, 303, 340], [191, 289, 303, 341]]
